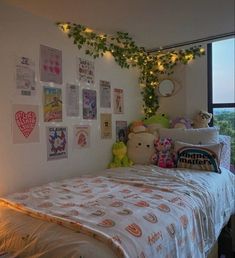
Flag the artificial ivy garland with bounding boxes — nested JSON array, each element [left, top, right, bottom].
[[57, 22, 205, 118]]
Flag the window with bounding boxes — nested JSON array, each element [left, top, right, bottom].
[[208, 38, 235, 171]]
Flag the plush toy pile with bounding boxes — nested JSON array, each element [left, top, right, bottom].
[[109, 110, 213, 169], [152, 138, 175, 168]]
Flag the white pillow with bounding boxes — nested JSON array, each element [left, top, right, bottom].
[[158, 127, 219, 145], [174, 141, 223, 173]]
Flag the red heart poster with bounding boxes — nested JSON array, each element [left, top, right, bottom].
[[15, 111, 36, 138], [13, 105, 39, 144]]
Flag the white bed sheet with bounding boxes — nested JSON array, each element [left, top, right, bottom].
[[0, 165, 234, 258], [0, 206, 117, 258]]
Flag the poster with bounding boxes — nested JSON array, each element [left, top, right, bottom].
[[76, 57, 94, 85], [82, 89, 97, 119], [16, 56, 36, 96], [100, 80, 111, 108], [113, 88, 124, 114], [116, 120, 128, 143], [12, 104, 39, 144], [74, 125, 90, 149], [47, 127, 68, 160], [43, 87, 62, 122], [66, 84, 79, 117], [100, 113, 112, 139], [40, 45, 62, 84]]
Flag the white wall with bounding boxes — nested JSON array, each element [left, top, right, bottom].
[[157, 49, 208, 121], [0, 2, 142, 195], [0, 2, 209, 196]]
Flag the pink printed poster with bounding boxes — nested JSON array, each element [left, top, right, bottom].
[[12, 104, 39, 144], [40, 45, 62, 84], [46, 127, 68, 160], [74, 125, 90, 149], [113, 88, 124, 114]]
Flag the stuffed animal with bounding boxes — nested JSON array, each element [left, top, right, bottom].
[[152, 138, 175, 168], [193, 110, 212, 128], [108, 142, 133, 168], [144, 113, 170, 133], [171, 117, 192, 129], [127, 132, 155, 165], [129, 120, 147, 133]]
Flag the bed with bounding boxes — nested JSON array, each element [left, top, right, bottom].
[[0, 135, 234, 258]]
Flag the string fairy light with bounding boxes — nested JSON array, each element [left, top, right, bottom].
[[56, 22, 205, 117]]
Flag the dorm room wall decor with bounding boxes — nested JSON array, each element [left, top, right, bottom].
[[113, 88, 124, 114], [99, 80, 111, 108], [57, 22, 205, 117], [12, 104, 39, 144], [66, 83, 79, 117], [43, 86, 63, 122], [0, 1, 208, 196], [73, 125, 90, 149], [39, 45, 62, 84], [76, 57, 95, 85], [82, 89, 97, 120], [116, 120, 128, 143], [46, 126, 68, 161], [100, 113, 112, 139], [15, 56, 36, 97]]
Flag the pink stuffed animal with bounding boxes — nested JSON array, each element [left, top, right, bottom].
[[152, 138, 175, 168]]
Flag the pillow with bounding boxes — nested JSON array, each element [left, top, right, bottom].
[[174, 141, 223, 173], [158, 127, 219, 145]]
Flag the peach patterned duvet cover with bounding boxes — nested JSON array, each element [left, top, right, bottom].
[[0, 165, 234, 258]]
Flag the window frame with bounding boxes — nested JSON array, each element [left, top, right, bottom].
[[207, 40, 235, 125]]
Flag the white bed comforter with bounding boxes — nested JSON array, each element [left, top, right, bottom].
[[0, 165, 234, 258]]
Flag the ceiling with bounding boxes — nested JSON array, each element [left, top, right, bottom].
[[3, 0, 235, 50]]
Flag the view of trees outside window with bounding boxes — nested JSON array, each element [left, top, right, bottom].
[[212, 38, 235, 171], [213, 108, 235, 170]]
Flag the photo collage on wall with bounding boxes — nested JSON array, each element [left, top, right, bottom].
[[12, 43, 126, 161]]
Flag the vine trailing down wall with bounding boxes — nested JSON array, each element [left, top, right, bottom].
[[57, 22, 205, 118]]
